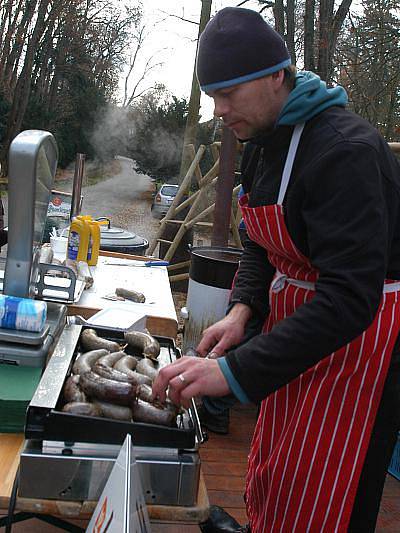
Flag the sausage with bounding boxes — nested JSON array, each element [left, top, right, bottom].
[[93, 400, 132, 421], [124, 331, 160, 360], [80, 328, 121, 353], [136, 383, 154, 403], [63, 375, 87, 403], [72, 348, 109, 375], [113, 355, 152, 385], [95, 351, 126, 368], [62, 401, 103, 417], [136, 357, 158, 381], [114, 355, 138, 373], [136, 384, 179, 413], [92, 364, 133, 383], [79, 371, 137, 405], [125, 370, 152, 386], [115, 287, 145, 303], [92, 352, 150, 384], [131, 399, 176, 427]]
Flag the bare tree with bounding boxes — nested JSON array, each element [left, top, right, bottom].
[[335, 0, 400, 140], [122, 18, 166, 107], [0, 0, 142, 170]]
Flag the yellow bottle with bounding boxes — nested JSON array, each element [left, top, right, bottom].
[[87, 220, 103, 266], [67, 217, 90, 262]]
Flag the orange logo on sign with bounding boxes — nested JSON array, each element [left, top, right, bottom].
[[52, 196, 62, 206], [94, 496, 107, 533]]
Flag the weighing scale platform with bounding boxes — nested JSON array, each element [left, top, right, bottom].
[[0, 302, 67, 367]]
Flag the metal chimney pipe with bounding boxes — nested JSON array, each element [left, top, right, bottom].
[[70, 153, 86, 219], [212, 126, 237, 247]]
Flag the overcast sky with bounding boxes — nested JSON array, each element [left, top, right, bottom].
[[119, 1, 261, 121]]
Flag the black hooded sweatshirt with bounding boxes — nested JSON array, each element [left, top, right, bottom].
[[224, 106, 400, 404]]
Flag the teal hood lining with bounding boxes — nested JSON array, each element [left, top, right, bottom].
[[277, 71, 348, 126]]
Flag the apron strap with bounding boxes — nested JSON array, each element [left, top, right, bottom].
[[277, 123, 305, 205]]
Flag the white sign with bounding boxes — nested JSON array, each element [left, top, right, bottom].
[[47, 191, 72, 218], [86, 434, 151, 533]]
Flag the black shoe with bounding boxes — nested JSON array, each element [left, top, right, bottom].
[[199, 505, 248, 533], [197, 405, 230, 435]]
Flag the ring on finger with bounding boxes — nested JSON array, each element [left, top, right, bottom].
[[178, 373, 186, 384], [206, 351, 218, 360]]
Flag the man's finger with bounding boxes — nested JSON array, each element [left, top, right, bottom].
[[197, 336, 219, 355], [152, 357, 195, 401]]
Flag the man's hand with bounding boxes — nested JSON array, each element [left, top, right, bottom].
[[196, 303, 252, 357], [152, 356, 230, 409]]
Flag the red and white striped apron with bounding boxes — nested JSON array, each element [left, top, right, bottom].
[[239, 124, 400, 532]]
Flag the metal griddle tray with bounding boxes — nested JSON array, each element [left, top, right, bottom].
[[25, 325, 201, 449]]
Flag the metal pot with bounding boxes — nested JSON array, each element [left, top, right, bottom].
[[99, 219, 149, 256], [182, 246, 242, 351]]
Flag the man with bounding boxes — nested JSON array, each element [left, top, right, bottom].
[[153, 7, 400, 532]]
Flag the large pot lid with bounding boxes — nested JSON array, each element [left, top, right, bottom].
[[100, 225, 147, 247]]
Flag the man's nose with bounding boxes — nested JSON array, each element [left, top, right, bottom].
[[213, 98, 229, 119]]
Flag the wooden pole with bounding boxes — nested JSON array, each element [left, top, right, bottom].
[[178, 0, 212, 181], [211, 126, 237, 247]]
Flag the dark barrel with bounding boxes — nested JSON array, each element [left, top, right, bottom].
[[189, 246, 243, 289]]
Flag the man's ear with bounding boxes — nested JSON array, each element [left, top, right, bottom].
[[271, 69, 285, 89]]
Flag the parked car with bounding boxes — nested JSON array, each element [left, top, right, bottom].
[[151, 184, 179, 218]]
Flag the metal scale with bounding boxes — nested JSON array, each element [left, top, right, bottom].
[[0, 130, 68, 366], [12, 132, 204, 507]]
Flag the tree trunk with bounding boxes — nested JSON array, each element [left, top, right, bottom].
[[304, 0, 316, 71], [317, 0, 334, 80], [273, 0, 285, 35], [0, 0, 51, 166], [178, 0, 212, 182], [286, 0, 296, 65], [0, 0, 34, 90]]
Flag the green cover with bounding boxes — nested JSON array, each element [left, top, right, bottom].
[[0, 366, 42, 432]]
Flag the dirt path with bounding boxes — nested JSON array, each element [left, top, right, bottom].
[[80, 156, 160, 245], [1, 155, 160, 247]]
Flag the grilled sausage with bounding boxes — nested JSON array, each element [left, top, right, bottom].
[[80, 328, 121, 353], [94, 351, 125, 369], [63, 375, 87, 403], [92, 352, 151, 385], [124, 331, 160, 360], [136, 357, 158, 381], [114, 354, 138, 373], [79, 371, 136, 405], [72, 348, 109, 375], [92, 351, 130, 382], [131, 399, 176, 426], [115, 287, 145, 303], [136, 383, 154, 403], [93, 400, 132, 421], [136, 384, 179, 413], [62, 401, 103, 417]]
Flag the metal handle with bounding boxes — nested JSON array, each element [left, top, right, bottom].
[[95, 217, 111, 229]]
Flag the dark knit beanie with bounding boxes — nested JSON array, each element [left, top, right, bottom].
[[196, 7, 291, 92]]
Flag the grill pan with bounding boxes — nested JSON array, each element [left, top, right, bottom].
[[25, 325, 200, 449]]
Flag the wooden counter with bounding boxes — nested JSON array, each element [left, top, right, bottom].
[[0, 434, 209, 524], [67, 251, 178, 339]]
